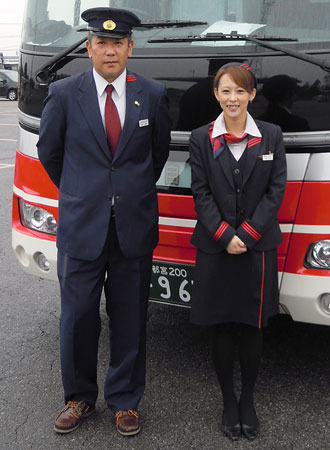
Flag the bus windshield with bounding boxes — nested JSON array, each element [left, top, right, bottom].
[[22, 0, 330, 48]]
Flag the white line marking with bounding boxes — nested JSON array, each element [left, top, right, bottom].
[[159, 217, 294, 233], [293, 224, 330, 234], [159, 216, 197, 228], [159, 218, 329, 234], [13, 185, 59, 207], [280, 224, 294, 233], [0, 164, 15, 169], [10, 188, 330, 235]]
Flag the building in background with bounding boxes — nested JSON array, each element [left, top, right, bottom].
[[0, 21, 22, 70]]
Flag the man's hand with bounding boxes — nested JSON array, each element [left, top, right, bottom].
[[226, 236, 247, 254]]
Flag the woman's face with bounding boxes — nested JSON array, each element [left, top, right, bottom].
[[214, 73, 256, 122]]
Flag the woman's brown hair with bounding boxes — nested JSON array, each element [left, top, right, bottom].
[[213, 64, 256, 93]]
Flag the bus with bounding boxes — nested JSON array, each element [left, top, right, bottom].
[[12, 0, 330, 325]]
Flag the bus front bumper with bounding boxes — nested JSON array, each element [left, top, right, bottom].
[[280, 272, 330, 326], [12, 229, 57, 281]]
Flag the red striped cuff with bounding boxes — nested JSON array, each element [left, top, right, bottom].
[[213, 221, 229, 241], [241, 221, 261, 241]]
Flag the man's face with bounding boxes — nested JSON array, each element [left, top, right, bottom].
[[86, 35, 134, 82]]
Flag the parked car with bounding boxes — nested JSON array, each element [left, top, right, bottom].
[[0, 70, 18, 101]]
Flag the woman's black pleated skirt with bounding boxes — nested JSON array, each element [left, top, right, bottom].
[[190, 248, 279, 328]]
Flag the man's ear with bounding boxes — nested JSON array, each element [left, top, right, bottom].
[[86, 40, 92, 59], [128, 39, 134, 57]]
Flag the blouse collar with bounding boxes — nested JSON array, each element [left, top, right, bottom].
[[211, 111, 262, 138]]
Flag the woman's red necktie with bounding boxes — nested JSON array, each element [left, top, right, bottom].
[[209, 122, 249, 159], [105, 85, 122, 156], [222, 132, 248, 144]]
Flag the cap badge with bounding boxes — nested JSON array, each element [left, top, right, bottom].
[[103, 20, 116, 31]]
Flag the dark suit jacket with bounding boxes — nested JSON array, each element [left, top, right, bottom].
[[189, 120, 287, 253], [37, 69, 171, 260]]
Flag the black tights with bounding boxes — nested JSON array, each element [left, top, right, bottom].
[[212, 323, 263, 427]]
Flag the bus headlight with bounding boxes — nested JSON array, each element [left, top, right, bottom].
[[305, 240, 330, 269], [19, 199, 57, 235]]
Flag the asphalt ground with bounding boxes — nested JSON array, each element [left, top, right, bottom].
[[0, 99, 329, 450]]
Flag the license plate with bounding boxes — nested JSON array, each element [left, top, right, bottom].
[[150, 261, 194, 307]]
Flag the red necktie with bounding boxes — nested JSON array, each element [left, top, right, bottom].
[[222, 132, 248, 144], [105, 85, 122, 156]]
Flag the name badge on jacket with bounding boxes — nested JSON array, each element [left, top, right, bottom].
[[139, 119, 149, 127], [258, 152, 274, 161]]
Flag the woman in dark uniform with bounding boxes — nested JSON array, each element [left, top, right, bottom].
[[189, 63, 287, 441]]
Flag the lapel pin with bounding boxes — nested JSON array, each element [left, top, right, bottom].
[[134, 100, 140, 107]]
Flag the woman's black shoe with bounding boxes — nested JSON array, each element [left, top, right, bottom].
[[239, 401, 259, 440], [221, 414, 241, 441], [241, 423, 259, 440], [221, 422, 241, 441]]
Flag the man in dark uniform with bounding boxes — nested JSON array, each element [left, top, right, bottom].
[[37, 7, 171, 436]]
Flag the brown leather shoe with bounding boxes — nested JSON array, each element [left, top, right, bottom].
[[54, 401, 95, 433], [115, 410, 141, 436]]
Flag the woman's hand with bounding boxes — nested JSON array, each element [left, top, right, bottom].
[[226, 236, 247, 254]]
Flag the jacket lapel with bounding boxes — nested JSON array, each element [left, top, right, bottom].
[[113, 72, 143, 161], [210, 120, 263, 190], [215, 143, 235, 190], [77, 69, 111, 160], [208, 123, 234, 189], [242, 135, 262, 187]]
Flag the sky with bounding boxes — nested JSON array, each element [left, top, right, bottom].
[[2, 0, 26, 23], [0, 0, 26, 55]]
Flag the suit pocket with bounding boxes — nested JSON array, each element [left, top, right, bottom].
[[251, 159, 273, 184], [140, 189, 158, 212], [58, 190, 81, 206]]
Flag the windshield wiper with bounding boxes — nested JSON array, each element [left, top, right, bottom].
[[34, 21, 208, 84], [148, 32, 298, 43], [138, 20, 207, 28], [149, 31, 330, 72], [35, 37, 87, 84]]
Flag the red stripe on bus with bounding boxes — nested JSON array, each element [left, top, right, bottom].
[[283, 232, 330, 277], [14, 151, 59, 200], [158, 193, 196, 218], [294, 182, 330, 225], [278, 182, 303, 223]]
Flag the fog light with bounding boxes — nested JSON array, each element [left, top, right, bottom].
[[16, 245, 29, 266], [320, 294, 330, 315], [35, 252, 50, 271]]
